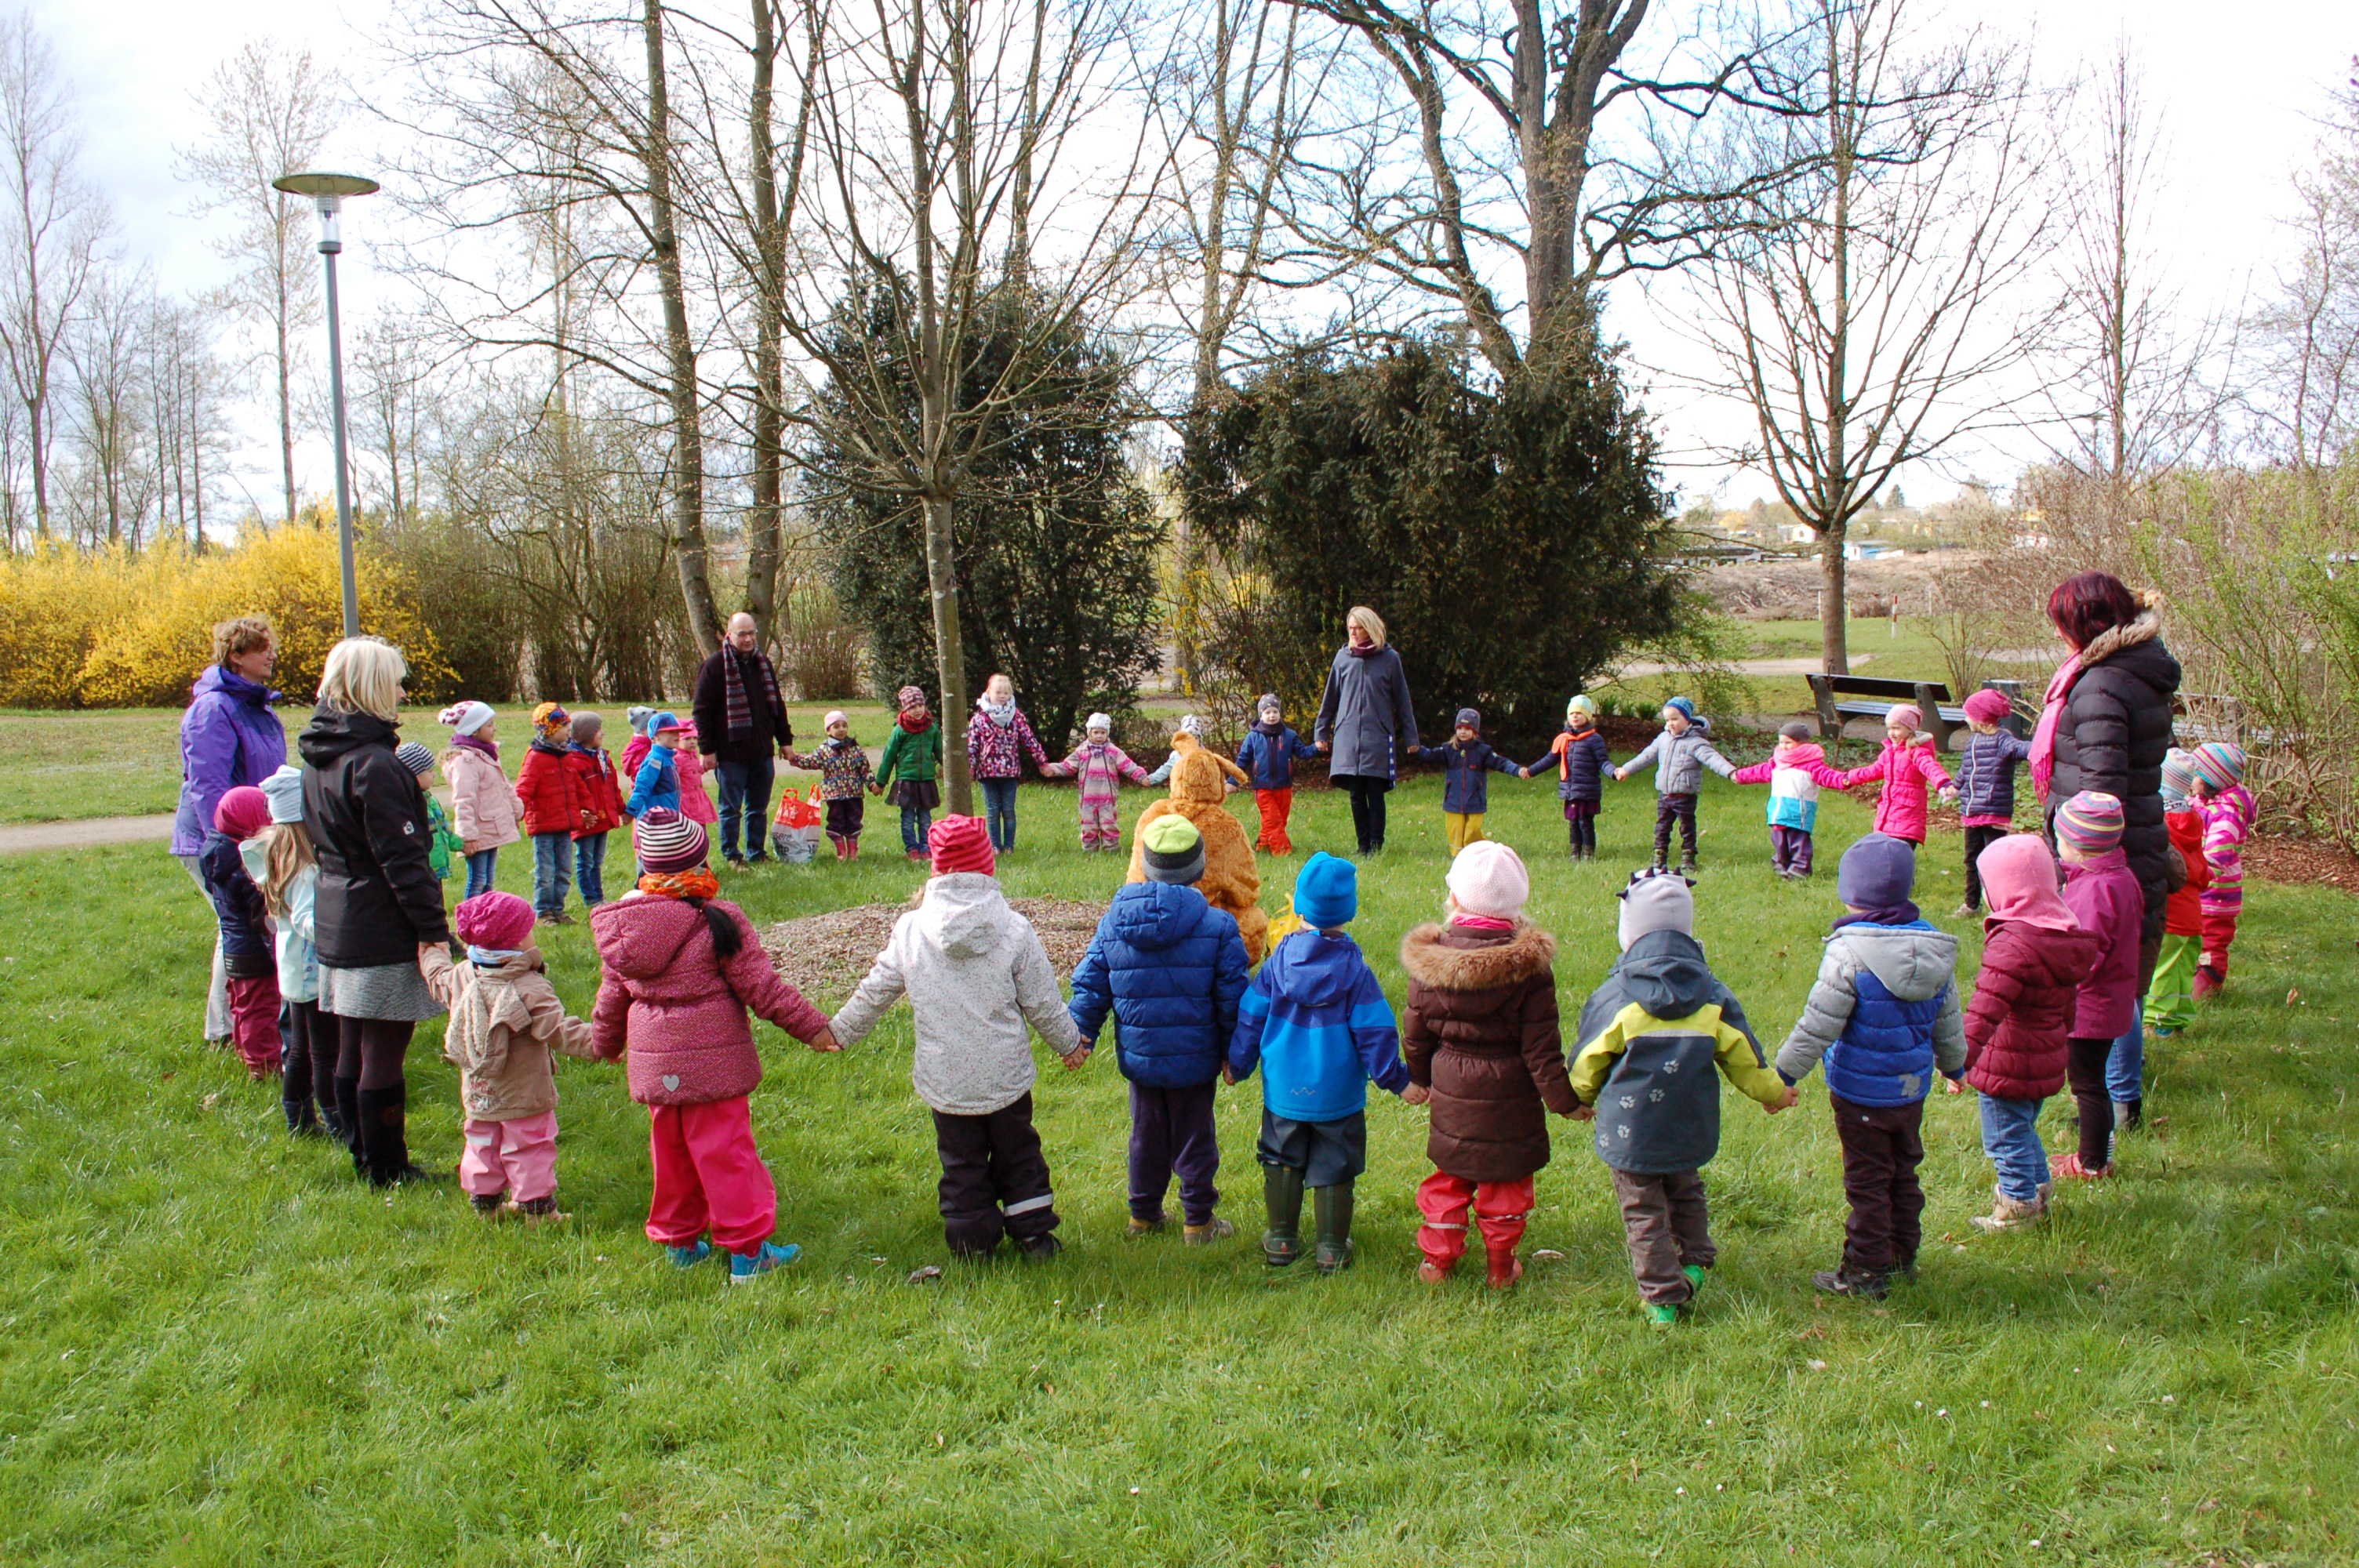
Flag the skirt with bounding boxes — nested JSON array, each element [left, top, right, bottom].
[[317, 961, 446, 1023], [889, 779, 942, 811]]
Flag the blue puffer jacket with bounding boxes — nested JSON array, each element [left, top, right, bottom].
[[1236, 724, 1321, 790], [1408, 738, 1521, 814], [1229, 929, 1408, 1122], [1068, 882, 1251, 1088], [198, 828, 274, 965], [1529, 727, 1614, 804], [1775, 917, 1966, 1106], [1952, 728, 2032, 820]]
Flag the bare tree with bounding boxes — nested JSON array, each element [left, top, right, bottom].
[[144, 297, 230, 551], [64, 266, 157, 547], [2247, 56, 2359, 473], [352, 314, 438, 528], [1676, 0, 2055, 675], [178, 41, 341, 528], [0, 12, 106, 539]]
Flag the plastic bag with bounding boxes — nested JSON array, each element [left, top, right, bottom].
[[772, 783, 825, 863], [774, 786, 823, 831]]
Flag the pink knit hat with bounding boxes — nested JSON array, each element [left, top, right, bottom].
[[2057, 790, 2125, 852], [1962, 688, 2012, 724], [929, 815, 995, 877], [454, 891, 536, 952], [1885, 703, 1923, 731], [1445, 840, 1529, 920], [1976, 833, 2078, 932], [214, 786, 273, 840]]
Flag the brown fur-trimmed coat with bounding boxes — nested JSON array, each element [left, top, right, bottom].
[[1126, 749, 1268, 962], [1399, 920, 1578, 1182]]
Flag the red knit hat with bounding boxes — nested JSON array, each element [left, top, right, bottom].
[[928, 815, 995, 877], [455, 891, 536, 952], [214, 786, 273, 840]]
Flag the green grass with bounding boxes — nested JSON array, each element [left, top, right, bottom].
[[2, 775, 2354, 1564]]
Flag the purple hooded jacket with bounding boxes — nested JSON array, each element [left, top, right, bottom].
[[173, 666, 286, 857]]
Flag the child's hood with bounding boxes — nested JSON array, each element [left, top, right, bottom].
[[1829, 920, 1957, 1002], [1261, 930, 1365, 1007], [910, 872, 1011, 960], [590, 895, 722, 979], [1612, 929, 1722, 1020], [1107, 880, 1212, 953]]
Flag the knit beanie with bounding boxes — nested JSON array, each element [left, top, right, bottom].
[[928, 815, 995, 877], [897, 684, 928, 712], [1837, 833, 1917, 910], [2190, 741, 2246, 791], [1962, 688, 2013, 724], [1258, 693, 1282, 718], [570, 712, 604, 744], [634, 808, 707, 873], [1140, 815, 1206, 884], [823, 710, 849, 729], [1452, 707, 1481, 731], [260, 765, 306, 825], [214, 785, 272, 840], [626, 705, 655, 735], [439, 700, 495, 736], [649, 710, 683, 739], [1292, 851, 1358, 928], [454, 890, 536, 953], [1885, 702, 1924, 732], [1778, 720, 1813, 743], [1616, 868, 1694, 952], [395, 741, 437, 777], [1567, 694, 1598, 718], [1087, 712, 1113, 734], [1179, 714, 1205, 739], [1662, 696, 1696, 724], [2161, 748, 2197, 808], [2056, 790, 2125, 853], [1446, 840, 1528, 921]]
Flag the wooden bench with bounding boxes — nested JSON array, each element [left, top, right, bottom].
[[1806, 675, 2030, 750]]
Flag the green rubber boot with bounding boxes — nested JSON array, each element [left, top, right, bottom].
[[1313, 1183, 1356, 1274], [1262, 1164, 1305, 1267]]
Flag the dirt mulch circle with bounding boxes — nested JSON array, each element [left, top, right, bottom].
[[762, 897, 1109, 1005], [2239, 835, 2359, 895]]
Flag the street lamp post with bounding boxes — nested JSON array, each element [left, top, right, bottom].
[[271, 171, 380, 640]]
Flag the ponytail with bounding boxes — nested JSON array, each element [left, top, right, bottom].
[[685, 898, 743, 959]]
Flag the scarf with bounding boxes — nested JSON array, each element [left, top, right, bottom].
[[569, 742, 613, 779], [723, 647, 783, 742], [1834, 906, 1920, 933], [2027, 652, 2085, 804], [451, 732, 499, 763], [529, 736, 569, 759], [1449, 913, 1516, 932], [467, 946, 526, 965], [898, 711, 933, 734], [1254, 719, 1284, 738], [1347, 641, 1377, 659], [637, 866, 721, 901], [978, 697, 1018, 728]]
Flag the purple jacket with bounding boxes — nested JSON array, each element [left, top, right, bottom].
[[173, 666, 285, 856], [2061, 851, 2144, 1038]]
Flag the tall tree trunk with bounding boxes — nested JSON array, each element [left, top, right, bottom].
[[1818, 12, 1852, 677], [642, 0, 721, 658], [921, 492, 973, 815], [1819, 521, 1848, 675], [745, 0, 785, 648]]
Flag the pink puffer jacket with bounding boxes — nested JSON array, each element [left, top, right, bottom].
[[1838, 739, 1952, 844], [674, 728, 720, 825], [590, 892, 826, 1105]]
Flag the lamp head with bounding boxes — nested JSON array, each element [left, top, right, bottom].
[[272, 172, 379, 251]]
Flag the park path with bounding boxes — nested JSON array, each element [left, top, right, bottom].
[[0, 814, 177, 853]]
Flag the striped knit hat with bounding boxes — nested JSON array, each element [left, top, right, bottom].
[[395, 741, 436, 777], [2056, 790, 2125, 853], [1140, 815, 1205, 884], [896, 685, 928, 712], [2190, 741, 2246, 792], [928, 815, 994, 877], [2161, 748, 2198, 806], [634, 808, 707, 873]]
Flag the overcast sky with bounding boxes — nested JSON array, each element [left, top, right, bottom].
[[27, 0, 2356, 516]]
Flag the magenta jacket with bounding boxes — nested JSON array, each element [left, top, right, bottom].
[[590, 893, 827, 1105], [2060, 851, 2144, 1039], [1837, 739, 1953, 844]]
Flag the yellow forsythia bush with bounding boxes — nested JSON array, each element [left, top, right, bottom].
[[0, 524, 455, 710]]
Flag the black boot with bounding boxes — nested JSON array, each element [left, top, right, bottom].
[[2114, 1098, 2143, 1134], [333, 1076, 362, 1161], [1262, 1164, 1305, 1267], [356, 1083, 442, 1187], [282, 1092, 322, 1137], [1313, 1182, 1355, 1274]]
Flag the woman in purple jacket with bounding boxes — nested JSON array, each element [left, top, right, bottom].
[[173, 617, 285, 1045]]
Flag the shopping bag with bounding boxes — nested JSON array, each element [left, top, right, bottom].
[[774, 786, 823, 831]]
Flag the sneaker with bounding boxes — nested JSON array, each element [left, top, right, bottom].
[[1127, 1211, 1168, 1238], [1812, 1268, 1891, 1300], [2049, 1151, 2113, 1181], [668, 1240, 714, 1269], [1644, 1301, 1680, 1328], [1953, 902, 1980, 919], [470, 1191, 506, 1218], [728, 1240, 801, 1281], [1183, 1217, 1236, 1246], [1971, 1193, 2046, 1232], [1016, 1232, 1063, 1261], [507, 1196, 570, 1225]]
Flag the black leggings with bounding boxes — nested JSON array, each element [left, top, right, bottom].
[[1340, 776, 1389, 852], [2066, 1036, 2114, 1168], [337, 1016, 416, 1091], [285, 1001, 337, 1112], [1961, 824, 2008, 909]]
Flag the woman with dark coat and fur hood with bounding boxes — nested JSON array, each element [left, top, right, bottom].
[[1399, 842, 1579, 1292]]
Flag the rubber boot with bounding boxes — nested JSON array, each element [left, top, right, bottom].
[[357, 1083, 441, 1187], [1261, 1164, 1305, 1267], [333, 1076, 363, 1166], [1313, 1183, 1355, 1274], [1485, 1243, 1522, 1291], [282, 1091, 321, 1137]]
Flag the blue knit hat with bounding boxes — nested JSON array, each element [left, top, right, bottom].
[[1662, 695, 1696, 723], [1292, 851, 1358, 928], [1837, 833, 1916, 910]]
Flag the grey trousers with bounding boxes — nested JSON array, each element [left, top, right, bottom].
[[1610, 1167, 1717, 1304], [176, 851, 232, 1042]]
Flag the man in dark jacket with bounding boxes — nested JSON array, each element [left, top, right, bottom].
[[1068, 815, 1252, 1244], [692, 613, 795, 868]]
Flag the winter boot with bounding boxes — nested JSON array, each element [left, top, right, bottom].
[[333, 1076, 362, 1157], [471, 1192, 506, 1218], [1970, 1192, 2046, 1232], [1811, 1266, 1891, 1300], [1678, 851, 1699, 877], [1312, 1183, 1355, 1275], [356, 1083, 443, 1187], [507, 1195, 570, 1225], [1485, 1244, 1522, 1291], [283, 1091, 322, 1138], [1262, 1164, 1305, 1267]]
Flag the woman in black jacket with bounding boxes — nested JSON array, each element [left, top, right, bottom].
[[300, 637, 453, 1185]]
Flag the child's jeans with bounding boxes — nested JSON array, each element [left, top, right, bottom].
[[1830, 1094, 1925, 1277], [1609, 1167, 1714, 1303], [645, 1095, 776, 1254], [2146, 931, 2200, 1030], [933, 1092, 1058, 1255], [531, 830, 572, 916], [1078, 797, 1120, 851], [1653, 793, 1698, 863], [1961, 823, 2008, 908], [464, 848, 500, 899], [1129, 1080, 1219, 1225], [1771, 825, 1814, 875], [900, 802, 934, 855], [2106, 997, 2145, 1106], [980, 779, 1020, 851], [460, 1109, 559, 1203], [1565, 799, 1598, 854], [1416, 1171, 1534, 1269], [1444, 811, 1486, 854], [1978, 1092, 2048, 1203], [1254, 787, 1294, 854], [225, 970, 284, 1078], [575, 832, 609, 906]]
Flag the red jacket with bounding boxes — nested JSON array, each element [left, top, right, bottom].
[[565, 745, 625, 839], [589, 893, 828, 1105], [1963, 920, 2102, 1099], [2163, 807, 2210, 936], [514, 742, 583, 837]]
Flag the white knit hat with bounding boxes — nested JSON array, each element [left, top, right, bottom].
[[1446, 840, 1529, 921], [823, 710, 849, 728], [1617, 869, 1695, 952], [438, 700, 495, 736], [1179, 714, 1204, 738], [1087, 713, 1112, 733], [260, 764, 306, 825]]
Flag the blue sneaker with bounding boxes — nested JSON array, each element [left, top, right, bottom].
[[668, 1240, 713, 1269], [729, 1240, 801, 1282]]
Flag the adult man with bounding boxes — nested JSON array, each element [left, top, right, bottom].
[[692, 612, 794, 866]]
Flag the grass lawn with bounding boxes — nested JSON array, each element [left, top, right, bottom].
[[1597, 617, 2065, 720], [2, 774, 2354, 1565]]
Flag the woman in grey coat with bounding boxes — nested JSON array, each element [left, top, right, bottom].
[[1314, 606, 1419, 853]]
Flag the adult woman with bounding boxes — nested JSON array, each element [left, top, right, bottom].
[[300, 637, 452, 1186], [1314, 606, 1419, 855], [172, 617, 285, 1045]]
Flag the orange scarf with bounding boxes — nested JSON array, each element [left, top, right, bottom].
[[637, 867, 720, 901]]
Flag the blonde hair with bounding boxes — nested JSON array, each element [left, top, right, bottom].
[[257, 820, 316, 919], [1346, 605, 1387, 649], [213, 616, 274, 666], [318, 637, 407, 720]]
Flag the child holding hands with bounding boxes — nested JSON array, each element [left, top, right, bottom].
[[1830, 704, 1954, 849], [875, 686, 944, 861], [1725, 721, 1841, 879], [1408, 707, 1528, 854], [1950, 689, 2032, 914], [1530, 694, 1613, 862], [1615, 697, 1736, 873], [1236, 693, 1321, 855], [784, 710, 877, 861], [1042, 713, 1152, 851]]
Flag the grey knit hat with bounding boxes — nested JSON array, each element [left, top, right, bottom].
[[1140, 815, 1206, 885], [1617, 867, 1696, 952], [394, 741, 436, 777]]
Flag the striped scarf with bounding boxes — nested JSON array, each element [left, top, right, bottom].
[[722, 648, 784, 742]]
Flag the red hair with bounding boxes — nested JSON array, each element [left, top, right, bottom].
[[2047, 572, 2141, 652]]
